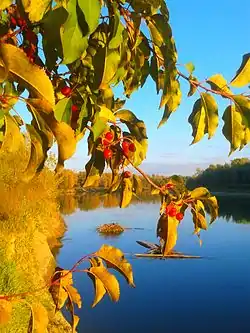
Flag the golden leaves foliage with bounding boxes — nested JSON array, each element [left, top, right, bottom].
[[0, 299, 12, 326], [47, 245, 134, 329], [0, 44, 55, 107]]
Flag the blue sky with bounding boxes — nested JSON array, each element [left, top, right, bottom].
[[64, 0, 250, 175], [17, 1, 250, 175]]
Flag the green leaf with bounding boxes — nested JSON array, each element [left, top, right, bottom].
[[60, 0, 88, 64], [231, 53, 250, 88], [115, 109, 148, 142], [109, 4, 124, 50], [222, 104, 245, 154], [77, 0, 101, 35], [185, 62, 195, 75], [91, 105, 115, 141], [75, 98, 89, 138], [3, 81, 18, 110], [84, 149, 105, 187], [188, 93, 218, 144], [42, 7, 68, 70], [188, 77, 198, 97], [91, 46, 107, 90], [207, 74, 232, 95], [120, 178, 133, 208], [150, 14, 172, 45], [0, 0, 12, 11], [95, 244, 135, 287], [54, 98, 72, 124], [0, 43, 55, 107]]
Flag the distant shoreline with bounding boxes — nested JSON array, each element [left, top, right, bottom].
[[213, 191, 250, 197]]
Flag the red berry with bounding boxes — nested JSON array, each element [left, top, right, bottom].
[[103, 148, 113, 159], [168, 207, 177, 217], [102, 139, 110, 146], [10, 16, 17, 27], [165, 182, 174, 189], [122, 140, 130, 151], [123, 171, 132, 178], [17, 18, 26, 27], [71, 104, 78, 112], [129, 142, 136, 152], [105, 131, 114, 142], [61, 86, 72, 97], [25, 30, 37, 43], [165, 205, 172, 215], [176, 212, 184, 221]]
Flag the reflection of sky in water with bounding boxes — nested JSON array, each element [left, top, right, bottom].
[[58, 198, 250, 333]]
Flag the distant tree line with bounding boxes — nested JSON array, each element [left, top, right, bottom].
[[58, 170, 187, 193], [187, 158, 250, 192]]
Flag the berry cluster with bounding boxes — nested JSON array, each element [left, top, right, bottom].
[[165, 204, 184, 221], [8, 8, 38, 63], [102, 131, 136, 161], [60, 86, 80, 128]]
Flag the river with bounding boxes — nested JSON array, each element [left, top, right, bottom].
[[57, 194, 250, 333]]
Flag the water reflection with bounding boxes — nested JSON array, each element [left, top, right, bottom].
[[59, 192, 250, 223]]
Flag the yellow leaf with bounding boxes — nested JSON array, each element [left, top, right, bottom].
[[188, 93, 218, 144], [190, 187, 211, 200], [207, 74, 232, 95], [88, 270, 106, 308], [32, 303, 49, 333], [98, 105, 116, 123], [88, 266, 120, 302], [27, 99, 76, 172], [231, 53, 250, 88], [88, 257, 107, 307], [204, 195, 218, 224], [157, 215, 179, 255], [222, 104, 245, 154], [0, 114, 25, 153], [0, 0, 12, 10], [50, 285, 68, 310], [101, 50, 121, 88], [65, 285, 82, 309], [22, 125, 44, 182], [22, 0, 51, 22], [120, 178, 133, 208], [50, 269, 73, 310], [0, 44, 55, 107], [95, 244, 135, 287], [192, 200, 207, 230], [0, 299, 12, 325], [72, 315, 80, 333]]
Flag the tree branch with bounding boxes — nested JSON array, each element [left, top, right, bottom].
[[125, 155, 163, 192]]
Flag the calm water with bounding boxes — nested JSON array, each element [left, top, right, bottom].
[[58, 194, 250, 333]]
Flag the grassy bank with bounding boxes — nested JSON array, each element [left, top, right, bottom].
[[0, 149, 71, 332]]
